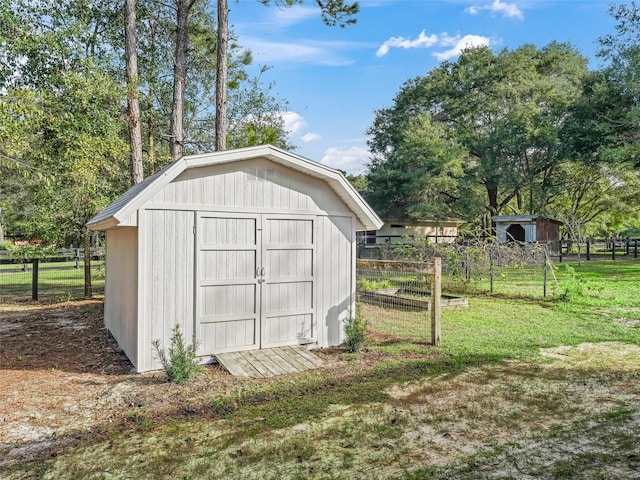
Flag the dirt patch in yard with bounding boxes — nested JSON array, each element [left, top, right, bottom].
[[0, 300, 402, 468]]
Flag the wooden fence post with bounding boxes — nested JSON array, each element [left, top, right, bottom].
[[431, 257, 442, 347], [612, 238, 616, 261], [31, 259, 39, 301], [558, 240, 563, 263]]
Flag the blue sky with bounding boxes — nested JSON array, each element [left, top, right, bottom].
[[229, 0, 621, 174]]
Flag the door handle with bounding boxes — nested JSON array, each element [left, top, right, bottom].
[[260, 267, 265, 277]]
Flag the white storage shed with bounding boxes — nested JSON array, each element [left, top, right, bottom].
[[88, 145, 382, 372]]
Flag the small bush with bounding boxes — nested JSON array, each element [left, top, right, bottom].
[[558, 264, 586, 302], [344, 303, 368, 353], [152, 324, 201, 384]]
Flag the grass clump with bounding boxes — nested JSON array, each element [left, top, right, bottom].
[[358, 278, 392, 292], [344, 303, 368, 353], [152, 324, 201, 384]]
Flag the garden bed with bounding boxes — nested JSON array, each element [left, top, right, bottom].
[[358, 287, 468, 310]]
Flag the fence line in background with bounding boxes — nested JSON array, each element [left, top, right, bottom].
[[0, 249, 105, 303], [358, 236, 640, 263]]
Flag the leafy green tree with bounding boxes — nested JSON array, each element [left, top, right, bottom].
[[367, 43, 588, 223], [547, 162, 640, 237], [0, 67, 128, 295], [366, 114, 479, 221]]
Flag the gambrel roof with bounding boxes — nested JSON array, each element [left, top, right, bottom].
[[88, 145, 383, 231]]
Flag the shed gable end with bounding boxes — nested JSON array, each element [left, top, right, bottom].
[[146, 158, 352, 214]]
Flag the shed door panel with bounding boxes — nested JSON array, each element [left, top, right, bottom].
[[262, 217, 316, 348], [196, 213, 260, 354], [196, 213, 316, 354]]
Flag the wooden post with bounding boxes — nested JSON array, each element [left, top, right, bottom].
[[586, 239, 590, 261], [543, 252, 547, 298], [489, 247, 494, 293], [31, 259, 39, 301], [430, 257, 442, 347], [558, 240, 563, 263], [612, 238, 616, 261]]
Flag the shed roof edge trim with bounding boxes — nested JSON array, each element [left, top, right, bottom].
[[87, 145, 383, 231]]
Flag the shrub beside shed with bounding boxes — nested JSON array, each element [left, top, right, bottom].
[[88, 145, 382, 372]]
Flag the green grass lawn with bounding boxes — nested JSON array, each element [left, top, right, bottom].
[[5, 259, 640, 479]]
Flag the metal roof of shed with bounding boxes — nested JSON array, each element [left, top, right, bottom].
[[492, 215, 563, 224], [88, 145, 383, 231]]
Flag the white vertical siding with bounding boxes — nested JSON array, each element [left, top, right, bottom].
[[138, 209, 195, 372], [149, 159, 351, 214], [317, 215, 354, 347], [109, 160, 364, 372], [104, 227, 138, 370]]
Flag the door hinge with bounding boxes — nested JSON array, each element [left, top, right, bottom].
[[193, 224, 196, 235]]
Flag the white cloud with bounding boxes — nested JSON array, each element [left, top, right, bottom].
[[300, 132, 321, 142], [434, 34, 491, 61], [240, 36, 356, 66], [376, 30, 439, 57], [376, 30, 491, 61], [269, 6, 318, 27], [321, 146, 370, 175], [282, 111, 306, 135], [466, 0, 524, 19]]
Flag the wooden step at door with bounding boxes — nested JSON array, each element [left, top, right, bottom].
[[215, 346, 323, 378]]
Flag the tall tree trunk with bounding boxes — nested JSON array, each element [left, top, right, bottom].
[[148, 82, 155, 167], [170, 0, 192, 161], [83, 228, 92, 298], [215, 0, 228, 151], [125, 0, 144, 184], [487, 185, 499, 215]]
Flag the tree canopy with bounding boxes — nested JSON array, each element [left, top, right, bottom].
[[0, 0, 294, 244], [366, 40, 640, 236]]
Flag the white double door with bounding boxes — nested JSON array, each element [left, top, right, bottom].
[[195, 212, 316, 354]]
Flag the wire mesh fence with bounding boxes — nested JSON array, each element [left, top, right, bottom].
[[0, 249, 105, 303], [361, 239, 553, 298], [355, 243, 553, 346], [357, 263, 436, 345]]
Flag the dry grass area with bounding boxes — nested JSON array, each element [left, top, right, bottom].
[[1, 298, 639, 479]]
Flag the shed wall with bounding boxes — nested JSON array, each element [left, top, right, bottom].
[[317, 215, 354, 347], [132, 162, 360, 371], [496, 223, 536, 243], [536, 220, 560, 242], [138, 209, 195, 372], [104, 227, 138, 369], [377, 222, 460, 243], [146, 158, 351, 215]]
